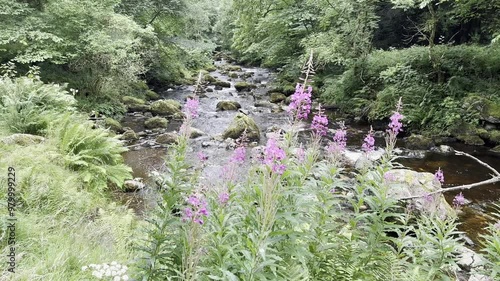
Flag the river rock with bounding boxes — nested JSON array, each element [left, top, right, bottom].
[[225, 65, 242, 72], [204, 74, 217, 83], [468, 274, 493, 281], [212, 80, 231, 88], [229, 72, 239, 79], [223, 113, 260, 141], [235, 82, 257, 92], [155, 133, 178, 144], [151, 99, 182, 116], [381, 169, 456, 219], [430, 145, 455, 155], [457, 134, 485, 146], [269, 92, 286, 103], [492, 145, 500, 153], [457, 246, 485, 272], [120, 130, 138, 141], [1, 134, 45, 146], [343, 148, 384, 168], [214, 85, 223, 90], [254, 101, 274, 109], [103, 118, 123, 133], [144, 117, 168, 129], [121, 95, 145, 106], [123, 178, 145, 192], [128, 104, 151, 112], [190, 127, 205, 138], [216, 101, 242, 111], [206, 88, 214, 93], [145, 90, 161, 101]]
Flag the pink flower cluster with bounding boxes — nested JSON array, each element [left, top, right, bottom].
[[311, 105, 329, 137], [434, 168, 444, 183], [182, 194, 209, 225], [288, 83, 312, 120], [362, 126, 375, 153], [388, 111, 404, 135], [218, 192, 230, 205], [264, 138, 286, 174], [230, 146, 246, 164], [452, 192, 466, 208], [328, 122, 347, 154], [185, 98, 200, 118]]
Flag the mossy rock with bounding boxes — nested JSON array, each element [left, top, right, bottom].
[[492, 145, 500, 153], [223, 113, 260, 141], [145, 90, 161, 101], [216, 101, 242, 111], [121, 96, 145, 105], [489, 130, 500, 144], [190, 127, 205, 138], [405, 134, 434, 150], [476, 128, 490, 140], [242, 72, 254, 79], [1, 134, 45, 146], [456, 134, 485, 146], [120, 130, 138, 141], [128, 104, 151, 112], [104, 118, 123, 133], [145, 117, 168, 129], [212, 80, 231, 88], [235, 82, 257, 92], [484, 99, 500, 123], [205, 65, 217, 72], [151, 100, 182, 116], [156, 133, 178, 144], [282, 84, 296, 96], [204, 74, 217, 83], [225, 65, 242, 72], [229, 72, 239, 79], [269, 92, 286, 103]]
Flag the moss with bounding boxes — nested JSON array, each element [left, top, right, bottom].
[[144, 117, 168, 129], [204, 74, 217, 83], [492, 145, 500, 153], [145, 90, 160, 101], [104, 118, 122, 132], [485, 99, 500, 120], [121, 96, 145, 105], [225, 65, 242, 72], [205, 65, 217, 72], [235, 82, 256, 92], [150, 100, 181, 116], [223, 113, 260, 141], [476, 128, 490, 140], [229, 72, 239, 79], [269, 92, 286, 103], [120, 130, 137, 141], [405, 134, 434, 149], [212, 80, 231, 88], [489, 130, 500, 144], [216, 101, 241, 111], [456, 134, 485, 146], [282, 84, 296, 96]]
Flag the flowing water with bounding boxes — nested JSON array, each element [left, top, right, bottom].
[[120, 59, 500, 246]]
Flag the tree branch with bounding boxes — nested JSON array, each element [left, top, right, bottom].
[[398, 150, 500, 200]]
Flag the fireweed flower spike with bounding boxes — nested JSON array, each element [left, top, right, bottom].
[[435, 167, 444, 183], [311, 104, 329, 137], [388, 97, 404, 135], [183, 194, 209, 225], [362, 126, 375, 153], [264, 138, 286, 175], [185, 97, 200, 119], [453, 192, 466, 208], [328, 122, 347, 154], [288, 83, 312, 120]]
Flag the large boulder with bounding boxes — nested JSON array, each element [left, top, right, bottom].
[[456, 134, 485, 146], [212, 80, 231, 88], [223, 113, 260, 141], [1, 134, 45, 146], [151, 99, 182, 116], [144, 117, 168, 129], [216, 101, 241, 111], [405, 134, 434, 150], [381, 169, 456, 219]]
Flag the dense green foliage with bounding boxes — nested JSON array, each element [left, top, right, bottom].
[[220, 0, 500, 137]]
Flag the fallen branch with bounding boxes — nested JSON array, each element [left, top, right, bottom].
[[399, 150, 500, 200]]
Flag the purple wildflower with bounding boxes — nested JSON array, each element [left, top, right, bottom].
[[435, 168, 444, 183], [311, 105, 329, 137], [182, 208, 193, 222], [187, 196, 200, 206], [184, 194, 209, 224], [264, 138, 286, 175], [453, 192, 466, 208], [197, 151, 208, 162], [384, 172, 395, 182], [388, 111, 404, 135], [332, 123, 347, 152], [295, 145, 305, 163], [230, 146, 246, 164], [185, 97, 200, 118], [424, 193, 434, 203], [362, 126, 375, 153], [329, 188, 335, 194], [288, 83, 312, 120], [219, 192, 230, 205]]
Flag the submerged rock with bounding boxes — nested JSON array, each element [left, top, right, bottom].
[[223, 113, 260, 141], [144, 117, 168, 129], [150, 99, 182, 116], [216, 100, 242, 111], [1, 134, 45, 146]]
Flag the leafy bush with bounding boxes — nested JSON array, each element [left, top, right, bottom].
[[0, 75, 76, 135], [50, 115, 132, 192]]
